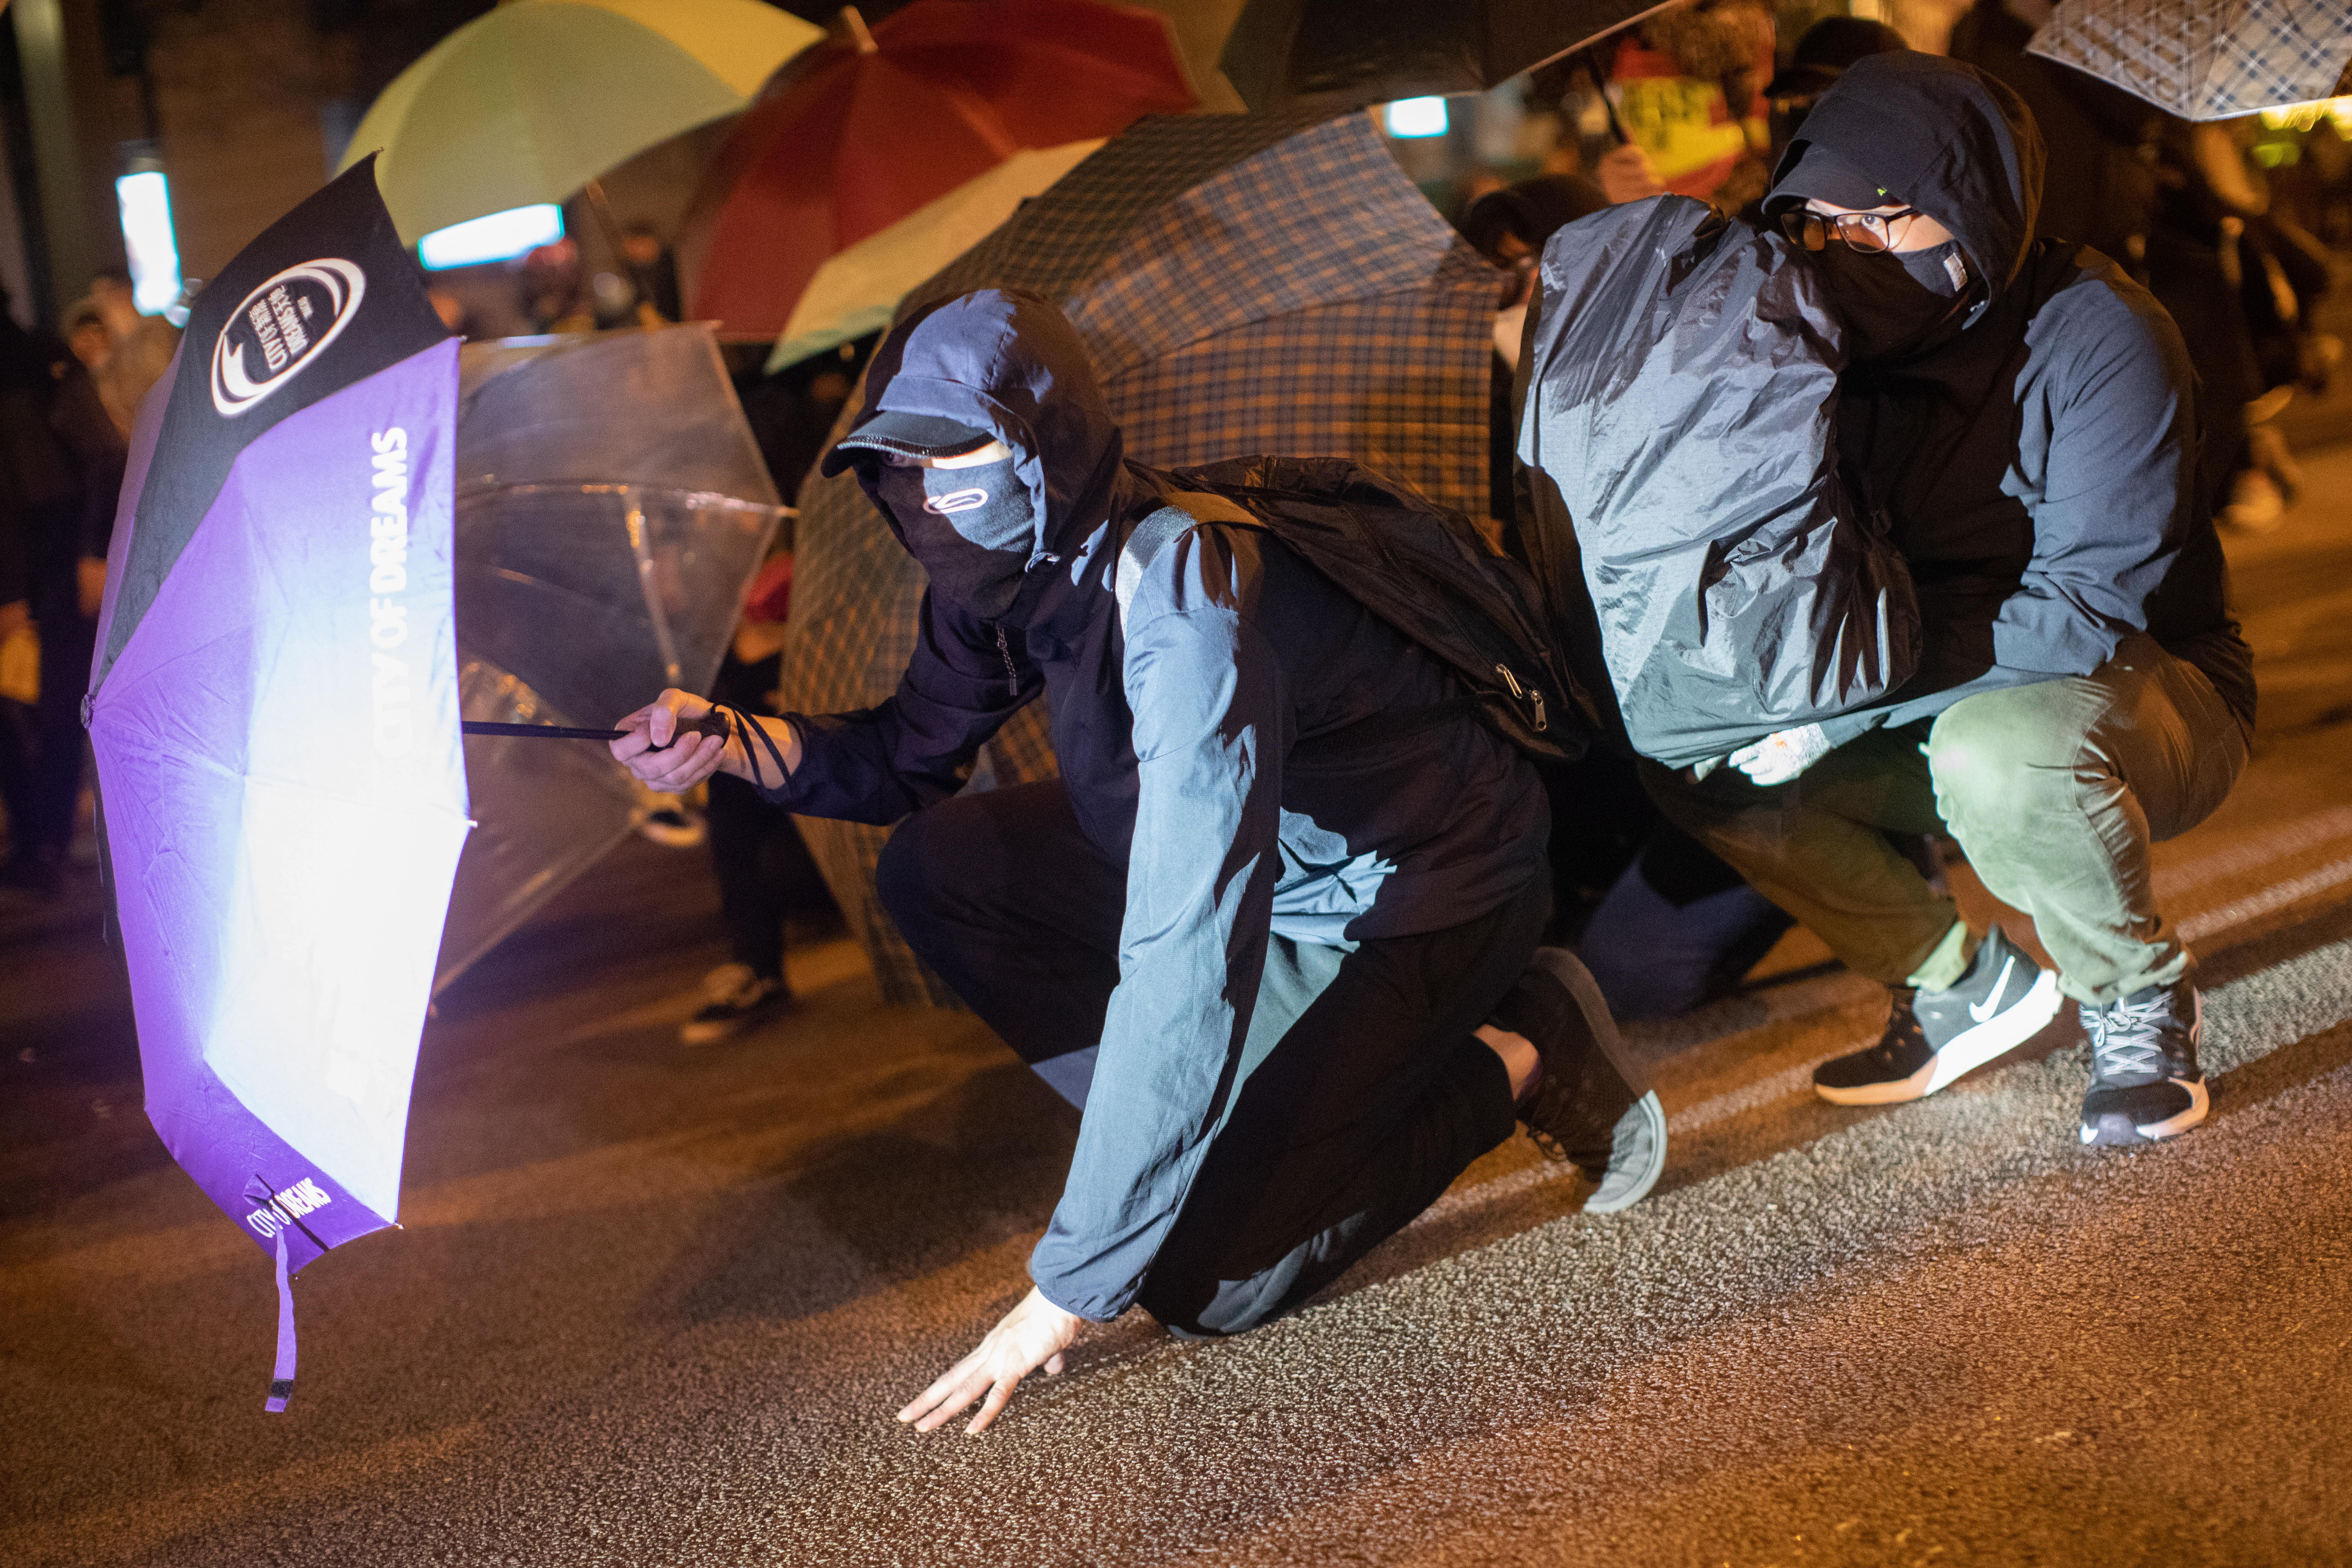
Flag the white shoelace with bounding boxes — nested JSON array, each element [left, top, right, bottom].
[[2089, 995, 2174, 1079]]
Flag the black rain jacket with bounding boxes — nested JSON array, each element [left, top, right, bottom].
[[1776, 52, 2254, 738], [776, 291, 1549, 1320]]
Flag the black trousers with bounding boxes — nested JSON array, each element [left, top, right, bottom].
[[877, 780, 1543, 1336], [705, 650, 831, 980], [0, 570, 95, 858]]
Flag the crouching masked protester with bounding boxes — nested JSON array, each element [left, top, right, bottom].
[[1643, 53, 2254, 1144], [610, 288, 1666, 1433]]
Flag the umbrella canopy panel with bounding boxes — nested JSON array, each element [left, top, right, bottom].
[[432, 329, 784, 992], [2027, 0, 2352, 121], [86, 161, 465, 1269], [1218, 0, 1675, 112], [454, 326, 781, 501], [767, 139, 1108, 373], [682, 0, 1197, 339], [783, 109, 1507, 1001], [338, 0, 824, 244]]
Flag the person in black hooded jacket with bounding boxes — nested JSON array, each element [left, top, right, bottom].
[[608, 289, 1667, 1433], [1644, 52, 2253, 1149]]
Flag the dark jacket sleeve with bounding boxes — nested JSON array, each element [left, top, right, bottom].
[[1028, 543, 1287, 1320], [763, 591, 1041, 822], [1822, 280, 2204, 745]]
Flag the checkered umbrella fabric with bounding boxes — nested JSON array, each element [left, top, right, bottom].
[[782, 110, 1508, 1003], [2028, 0, 2352, 120]]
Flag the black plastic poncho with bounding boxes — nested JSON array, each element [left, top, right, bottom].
[[1517, 195, 1919, 768]]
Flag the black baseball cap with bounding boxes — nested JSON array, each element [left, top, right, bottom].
[[825, 410, 996, 470], [1766, 142, 1893, 215]]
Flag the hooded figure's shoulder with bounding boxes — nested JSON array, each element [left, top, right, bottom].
[[1120, 510, 1272, 634], [2016, 239, 2192, 405]]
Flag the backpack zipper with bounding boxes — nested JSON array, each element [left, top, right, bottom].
[[1494, 663, 1547, 732]]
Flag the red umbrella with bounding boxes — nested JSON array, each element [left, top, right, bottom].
[[681, 0, 1196, 338]]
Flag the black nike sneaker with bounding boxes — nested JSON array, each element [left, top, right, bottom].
[[2079, 981, 2208, 1146], [1491, 947, 1668, 1213], [1813, 924, 2062, 1105]]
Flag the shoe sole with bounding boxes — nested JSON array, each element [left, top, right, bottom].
[[1814, 969, 2064, 1106], [1584, 1090, 1668, 1213], [2080, 1076, 2209, 1146]]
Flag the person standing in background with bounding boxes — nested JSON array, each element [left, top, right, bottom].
[[1607, 0, 1777, 213], [0, 296, 127, 894], [681, 549, 838, 1045], [85, 271, 178, 435]]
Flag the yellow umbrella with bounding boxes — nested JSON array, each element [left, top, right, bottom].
[[764, 138, 1105, 374], [339, 0, 824, 245]]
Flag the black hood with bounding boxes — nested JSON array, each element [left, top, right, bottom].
[[822, 288, 1148, 573], [1767, 50, 2045, 323]]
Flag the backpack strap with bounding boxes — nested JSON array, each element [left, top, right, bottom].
[[1116, 485, 1265, 630], [1114, 505, 1202, 633]]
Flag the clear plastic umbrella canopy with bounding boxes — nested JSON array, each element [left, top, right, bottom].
[[437, 326, 784, 989]]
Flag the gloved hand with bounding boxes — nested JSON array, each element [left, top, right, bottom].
[[1730, 723, 1832, 786]]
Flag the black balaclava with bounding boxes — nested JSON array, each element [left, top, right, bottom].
[[871, 455, 1036, 619], [1809, 234, 1973, 361]]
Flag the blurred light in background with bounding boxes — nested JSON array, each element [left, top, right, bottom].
[[116, 171, 183, 316], [419, 204, 565, 270], [1383, 97, 1450, 139]]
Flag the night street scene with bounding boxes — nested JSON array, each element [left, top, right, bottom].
[[6, 0, 2352, 1563]]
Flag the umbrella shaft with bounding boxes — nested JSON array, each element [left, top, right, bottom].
[[461, 721, 626, 741]]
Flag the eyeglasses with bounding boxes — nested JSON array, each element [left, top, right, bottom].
[[1777, 206, 1926, 253]]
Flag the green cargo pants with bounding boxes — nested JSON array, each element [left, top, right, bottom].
[[1642, 636, 2250, 1006]]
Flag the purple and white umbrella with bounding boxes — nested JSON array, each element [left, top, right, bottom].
[[86, 161, 468, 1412]]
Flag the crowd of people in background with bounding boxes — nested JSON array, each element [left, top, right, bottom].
[[5, 3, 2351, 1073]]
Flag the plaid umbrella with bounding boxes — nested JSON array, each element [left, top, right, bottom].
[[2028, 0, 2352, 120], [783, 109, 1509, 1003]]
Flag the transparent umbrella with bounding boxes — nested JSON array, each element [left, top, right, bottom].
[[436, 326, 785, 990]]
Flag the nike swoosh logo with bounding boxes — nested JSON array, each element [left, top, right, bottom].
[[1969, 956, 2016, 1023]]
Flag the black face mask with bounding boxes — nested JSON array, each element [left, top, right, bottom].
[[1812, 238, 1971, 362], [873, 457, 1036, 619]]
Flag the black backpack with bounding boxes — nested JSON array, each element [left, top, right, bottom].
[[1119, 455, 1588, 763]]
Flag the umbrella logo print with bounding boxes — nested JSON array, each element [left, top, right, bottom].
[[211, 259, 368, 417]]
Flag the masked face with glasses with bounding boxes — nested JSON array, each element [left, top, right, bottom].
[[1780, 197, 1974, 362], [1779, 199, 1954, 255]]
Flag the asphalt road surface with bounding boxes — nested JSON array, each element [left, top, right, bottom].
[[6, 449, 2352, 1568]]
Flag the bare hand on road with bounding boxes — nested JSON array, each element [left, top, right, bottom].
[[898, 1286, 1082, 1435]]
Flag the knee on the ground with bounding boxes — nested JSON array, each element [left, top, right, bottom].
[[1926, 703, 2095, 825]]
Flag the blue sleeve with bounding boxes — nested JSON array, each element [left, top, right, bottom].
[[1821, 282, 2199, 747], [763, 591, 1041, 824], [1987, 286, 2196, 678], [1028, 546, 1287, 1320]]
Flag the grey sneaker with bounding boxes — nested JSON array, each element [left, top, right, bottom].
[[1491, 948, 1668, 1213], [2079, 982, 2207, 1146], [1814, 924, 2062, 1105], [681, 963, 791, 1045]]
